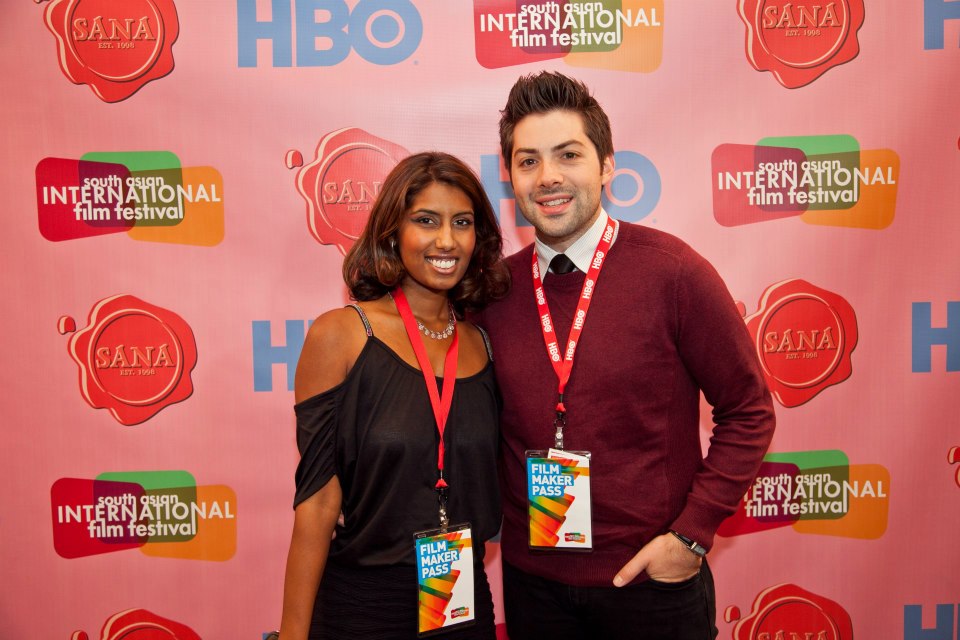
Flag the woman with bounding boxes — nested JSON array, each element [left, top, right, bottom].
[[279, 152, 510, 639]]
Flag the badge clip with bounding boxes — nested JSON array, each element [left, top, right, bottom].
[[554, 394, 567, 450], [436, 474, 450, 531]]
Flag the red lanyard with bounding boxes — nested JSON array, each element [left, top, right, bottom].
[[391, 287, 459, 526], [531, 215, 617, 448]]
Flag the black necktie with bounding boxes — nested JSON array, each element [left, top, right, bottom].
[[549, 254, 577, 274]]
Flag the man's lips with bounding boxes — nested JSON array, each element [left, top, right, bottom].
[[535, 194, 573, 213]]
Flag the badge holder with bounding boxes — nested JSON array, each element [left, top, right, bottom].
[[525, 412, 593, 550], [413, 486, 475, 636]]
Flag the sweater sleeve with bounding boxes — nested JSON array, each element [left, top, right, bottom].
[[668, 248, 776, 550]]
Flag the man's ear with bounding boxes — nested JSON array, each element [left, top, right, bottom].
[[600, 154, 615, 186]]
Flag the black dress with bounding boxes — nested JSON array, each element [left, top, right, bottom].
[[294, 305, 501, 639]]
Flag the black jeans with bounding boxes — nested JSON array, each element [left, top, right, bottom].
[[502, 560, 718, 640]]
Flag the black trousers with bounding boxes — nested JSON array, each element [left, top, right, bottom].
[[502, 560, 718, 640]]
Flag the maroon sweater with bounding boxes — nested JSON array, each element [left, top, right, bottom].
[[478, 222, 775, 587]]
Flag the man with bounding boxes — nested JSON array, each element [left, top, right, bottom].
[[479, 71, 776, 639]]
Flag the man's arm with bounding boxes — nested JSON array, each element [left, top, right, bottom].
[[615, 248, 776, 586]]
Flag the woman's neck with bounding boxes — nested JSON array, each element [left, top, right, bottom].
[[397, 279, 450, 324]]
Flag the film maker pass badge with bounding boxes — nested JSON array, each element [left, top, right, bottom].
[[43, 0, 180, 102], [59, 294, 197, 425]]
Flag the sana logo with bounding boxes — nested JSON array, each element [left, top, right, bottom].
[[725, 584, 853, 640], [744, 279, 858, 407], [950, 446, 959, 488], [43, 0, 180, 102], [737, 0, 865, 88], [71, 608, 200, 640], [59, 294, 197, 425], [285, 128, 410, 255]]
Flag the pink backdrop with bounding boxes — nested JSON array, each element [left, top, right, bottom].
[[2, 1, 959, 638]]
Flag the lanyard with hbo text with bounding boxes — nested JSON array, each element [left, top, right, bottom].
[[392, 287, 459, 530], [532, 216, 617, 450]]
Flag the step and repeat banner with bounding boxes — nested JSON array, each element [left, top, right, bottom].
[[1, 1, 958, 638]]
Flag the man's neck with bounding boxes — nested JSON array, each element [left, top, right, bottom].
[[535, 209, 613, 275]]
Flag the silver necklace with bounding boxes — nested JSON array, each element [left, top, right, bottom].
[[389, 292, 456, 340], [417, 304, 456, 340]]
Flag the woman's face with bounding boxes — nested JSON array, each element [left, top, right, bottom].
[[396, 182, 477, 295]]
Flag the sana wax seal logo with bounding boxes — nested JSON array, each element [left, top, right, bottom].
[[71, 608, 200, 640], [725, 583, 853, 640], [286, 128, 409, 255], [737, 0, 864, 88], [59, 294, 197, 425], [745, 279, 858, 407], [42, 0, 180, 102]]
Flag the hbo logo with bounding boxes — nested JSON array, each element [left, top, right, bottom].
[[238, 0, 423, 67]]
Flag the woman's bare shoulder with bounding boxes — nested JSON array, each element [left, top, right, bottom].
[[294, 306, 370, 402]]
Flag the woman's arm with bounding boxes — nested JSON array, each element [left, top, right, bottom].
[[278, 478, 342, 640], [278, 308, 363, 639]]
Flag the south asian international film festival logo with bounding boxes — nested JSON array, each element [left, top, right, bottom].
[[720, 449, 889, 540], [36, 151, 224, 246], [71, 608, 200, 640], [40, 0, 179, 102], [51, 470, 237, 561], [58, 294, 198, 426], [286, 128, 410, 254], [712, 135, 899, 230], [738, 0, 865, 88], [724, 583, 854, 640], [474, 0, 663, 72]]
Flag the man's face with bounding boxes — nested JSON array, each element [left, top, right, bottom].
[[509, 109, 614, 252]]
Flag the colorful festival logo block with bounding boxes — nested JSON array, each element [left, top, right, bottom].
[[51, 471, 237, 561], [725, 584, 854, 640], [286, 128, 410, 255], [42, 0, 180, 102], [737, 0, 865, 88], [719, 450, 889, 539], [36, 152, 224, 246], [474, 0, 663, 72], [71, 608, 201, 640], [744, 279, 858, 408], [712, 135, 899, 230], [59, 295, 198, 425]]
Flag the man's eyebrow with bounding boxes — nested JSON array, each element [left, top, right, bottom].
[[513, 139, 583, 158]]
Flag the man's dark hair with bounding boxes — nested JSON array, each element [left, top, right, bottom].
[[499, 71, 613, 172]]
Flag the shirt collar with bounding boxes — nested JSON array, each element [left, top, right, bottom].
[[535, 209, 618, 277]]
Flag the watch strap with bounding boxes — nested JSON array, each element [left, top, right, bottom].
[[669, 530, 707, 557]]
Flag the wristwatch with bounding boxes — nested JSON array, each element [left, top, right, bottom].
[[669, 530, 707, 557]]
